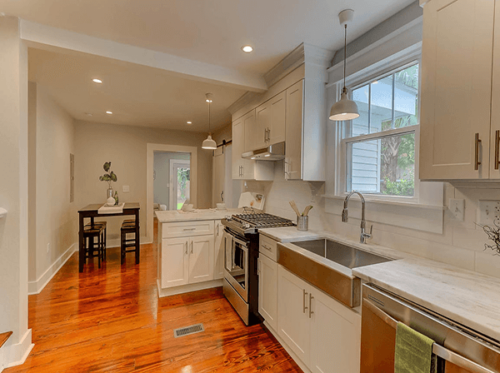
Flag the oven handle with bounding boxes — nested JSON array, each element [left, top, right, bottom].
[[364, 299, 495, 373]]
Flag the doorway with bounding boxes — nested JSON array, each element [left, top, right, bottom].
[[169, 159, 191, 210], [154, 152, 190, 211]]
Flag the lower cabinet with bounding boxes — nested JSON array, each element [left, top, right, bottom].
[[161, 234, 214, 288], [258, 254, 278, 331], [277, 265, 361, 373], [214, 220, 224, 280]]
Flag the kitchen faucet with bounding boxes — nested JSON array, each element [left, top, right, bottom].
[[342, 191, 372, 244]]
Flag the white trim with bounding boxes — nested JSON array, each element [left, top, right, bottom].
[[2, 329, 33, 371], [147, 144, 198, 245], [28, 242, 77, 295], [322, 194, 445, 211], [169, 159, 191, 211], [156, 279, 223, 298]]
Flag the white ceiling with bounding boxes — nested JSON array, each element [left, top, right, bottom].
[[28, 48, 246, 132], [4, 0, 415, 74]]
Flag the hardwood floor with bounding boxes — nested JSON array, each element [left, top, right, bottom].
[[6, 222, 302, 372]]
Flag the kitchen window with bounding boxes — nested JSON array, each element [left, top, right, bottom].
[[338, 62, 420, 201]]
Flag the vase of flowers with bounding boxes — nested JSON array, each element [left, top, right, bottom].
[[481, 220, 500, 255], [99, 162, 118, 201]]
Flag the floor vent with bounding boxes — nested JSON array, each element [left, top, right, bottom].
[[174, 323, 204, 338]]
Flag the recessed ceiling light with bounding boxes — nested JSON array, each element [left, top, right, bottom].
[[93, 79, 103, 84], [242, 45, 253, 53], [187, 121, 192, 124], [106, 111, 113, 114], [85, 113, 93, 117]]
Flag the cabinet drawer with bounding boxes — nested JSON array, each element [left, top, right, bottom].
[[162, 221, 215, 238], [260, 234, 278, 261]]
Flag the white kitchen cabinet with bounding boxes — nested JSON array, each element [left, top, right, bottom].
[[188, 234, 214, 284], [268, 91, 286, 145], [277, 265, 361, 373], [285, 80, 304, 180], [309, 286, 361, 373], [244, 109, 262, 153], [232, 116, 246, 180], [161, 237, 189, 288], [278, 265, 311, 366], [490, 1, 500, 179], [420, 0, 495, 180], [258, 253, 278, 331], [214, 220, 224, 280], [253, 103, 269, 151]]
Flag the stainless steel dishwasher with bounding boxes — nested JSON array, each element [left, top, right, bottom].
[[361, 284, 500, 373]]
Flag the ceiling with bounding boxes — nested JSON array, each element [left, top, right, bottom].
[[28, 48, 246, 132], [4, 0, 415, 74]]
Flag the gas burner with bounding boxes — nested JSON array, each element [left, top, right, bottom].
[[232, 212, 295, 229]]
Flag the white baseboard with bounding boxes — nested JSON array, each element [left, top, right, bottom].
[[1, 329, 34, 372], [157, 279, 223, 298], [262, 321, 312, 373], [28, 242, 77, 295]]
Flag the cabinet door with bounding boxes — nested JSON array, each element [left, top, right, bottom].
[[213, 221, 224, 280], [268, 91, 286, 145], [490, 1, 500, 179], [232, 118, 244, 180], [278, 265, 311, 365], [310, 289, 361, 373], [419, 0, 494, 180], [188, 234, 214, 284], [258, 254, 278, 331], [244, 109, 264, 152], [161, 237, 189, 288], [285, 80, 304, 180]]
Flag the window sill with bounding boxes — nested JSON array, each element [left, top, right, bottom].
[[322, 194, 445, 211]]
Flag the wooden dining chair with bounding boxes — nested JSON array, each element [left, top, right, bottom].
[[121, 220, 138, 265], [85, 221, 107, 261], [83, 224, 105, 268]]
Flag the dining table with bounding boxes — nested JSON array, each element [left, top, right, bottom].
[[78, 202, 140, 272]]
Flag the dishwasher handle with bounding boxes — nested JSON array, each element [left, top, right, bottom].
[[364, 299, 496, 373]]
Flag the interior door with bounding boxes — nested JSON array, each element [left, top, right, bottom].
[[419, 0, 494, 180], [277, 266, 311, 366], [188, 235, 214, 284], [161, 237, 189, 288], [213, 147, 225, 205], [258, 254, 278, 331]]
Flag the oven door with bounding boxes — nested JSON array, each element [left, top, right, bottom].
[[224, 233, 249, 302]]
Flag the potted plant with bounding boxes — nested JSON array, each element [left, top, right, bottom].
[[99, 162, 117, 199]]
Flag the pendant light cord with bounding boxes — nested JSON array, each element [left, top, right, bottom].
[[343, 24, 347, 94], [208, 100, 211, 134]]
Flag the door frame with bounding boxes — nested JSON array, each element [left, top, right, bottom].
[[169, 159, 191, 210], [147, 144, 198, 243]]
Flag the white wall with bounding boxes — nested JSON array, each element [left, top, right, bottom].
[[0, 16, 31, 368], [154, 152, 190, 209], [74, 121, 213, 243], [27, 83, 77, 291]]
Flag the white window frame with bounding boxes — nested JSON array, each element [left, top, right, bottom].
[[335, 56, 422, 204]]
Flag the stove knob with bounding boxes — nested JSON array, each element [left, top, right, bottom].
[[225, 215, 232, 221]]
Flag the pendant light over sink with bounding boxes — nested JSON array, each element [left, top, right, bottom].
[[329, 9, 360, 121], [202, 93, 217, 150]]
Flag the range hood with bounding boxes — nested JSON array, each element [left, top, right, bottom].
[[242, 142, 285, 161]]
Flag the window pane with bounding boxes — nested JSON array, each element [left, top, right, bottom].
[[350, 85, 369, 137], [370, 75, 393, 133], [346, 132, 415, 197], [394, 64, 419, 128]]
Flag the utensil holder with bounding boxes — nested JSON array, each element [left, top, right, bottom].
[[297, 216, 308, 231]]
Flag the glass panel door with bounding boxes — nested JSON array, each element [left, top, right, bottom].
[[169, 160, 190, 210]]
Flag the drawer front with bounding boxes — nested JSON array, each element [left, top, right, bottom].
[[259, 234, 278, 261], [162, 221, 215, 238]]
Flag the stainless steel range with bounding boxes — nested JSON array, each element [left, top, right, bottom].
[[221, 211, 294, 325]]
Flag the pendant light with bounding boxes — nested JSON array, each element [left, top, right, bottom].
[[329, 9, 360, 121], [202, 93, 217, 150]]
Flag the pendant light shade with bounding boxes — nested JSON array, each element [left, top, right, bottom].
[[202, 93, 217, 150], [329, 9, 360, 122]]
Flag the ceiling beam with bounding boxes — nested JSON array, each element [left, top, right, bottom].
[[20, 20, 267, 93]]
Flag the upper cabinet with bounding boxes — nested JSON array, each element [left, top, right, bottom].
[[419, 0, 495, 180]]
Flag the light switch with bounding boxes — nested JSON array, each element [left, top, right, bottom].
[[449, 199, 464, 221], [122, 185, 130, 193], [478, 200, 500, 226]]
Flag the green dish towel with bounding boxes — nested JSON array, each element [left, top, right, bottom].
[[395, 322, 437, 373]]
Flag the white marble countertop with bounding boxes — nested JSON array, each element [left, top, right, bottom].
[[155, 209, 238, 223], [260, 226, 500, 343]]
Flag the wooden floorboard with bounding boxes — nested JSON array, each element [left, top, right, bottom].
[[5, 221, 302, 373]]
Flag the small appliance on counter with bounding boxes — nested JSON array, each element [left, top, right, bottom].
[[222, 210, 295, 325]]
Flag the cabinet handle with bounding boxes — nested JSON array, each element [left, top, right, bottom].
[[183, 228, 196, 231], [267, 128, 271, 142], [262, 244, 272, 251], [216, 224, 219, 236], [185, 241, 188, 255], [495, 130, 500, 170], [303, 289, 308, 313], [191, 241, 194, 254], [264, 128, 267, 143], [309, 294, 314, 318], [475, 133, 482, 171], [221, 191, 224, 202]]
